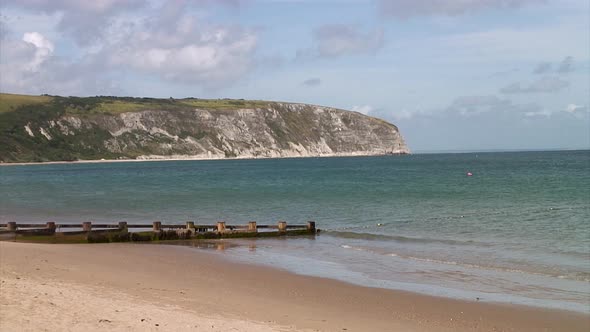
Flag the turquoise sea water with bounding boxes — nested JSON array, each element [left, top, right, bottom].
[[1, 150, 589, 312]]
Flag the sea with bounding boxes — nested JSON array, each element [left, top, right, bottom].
[[1, 150, 589, 313]]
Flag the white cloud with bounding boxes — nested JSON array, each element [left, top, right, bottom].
[[523, 110, 551, 117], [500, 76, 569, 94], [392, 109, 417, 120], [2, 0, 144, 45], [302, 78, 321, 87], [0, 1, 260, 92], [557, 56, 574, 74], [0, 32, 54, 92], [531, 56, 576, 75], [351, 105, 374, 115], [0, 30, 119, 95], [532, 62, 551, 74], [298, 24, 384, 59], [448, 95, 511, 115], [434, 22, 588, 63], [374, 95, 589, 151], [22, 32, 54, 71], [377, 0, 544, 18], [105, 3, 259, 88]]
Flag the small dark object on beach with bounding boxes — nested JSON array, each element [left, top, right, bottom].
[[98, 319, 111, 323], [476, 297, 480, 301]]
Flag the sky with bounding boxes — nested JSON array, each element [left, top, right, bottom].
[[0, 0, 588, 152]]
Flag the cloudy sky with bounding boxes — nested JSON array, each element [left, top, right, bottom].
[[0, 0, 588, 152]]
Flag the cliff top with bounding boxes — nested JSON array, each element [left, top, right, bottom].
[[0, 93, 317, 115]]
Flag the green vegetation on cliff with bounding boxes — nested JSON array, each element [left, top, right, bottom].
[[0, 94, 272, 162], [0, 93, 54, 113]]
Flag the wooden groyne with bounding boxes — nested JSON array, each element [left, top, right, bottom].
[[0, 221, 317, 243]]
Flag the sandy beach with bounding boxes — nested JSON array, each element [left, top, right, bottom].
[[0, 241, 588, 332]]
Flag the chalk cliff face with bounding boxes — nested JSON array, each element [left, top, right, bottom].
[[0, 95, 409, 162]]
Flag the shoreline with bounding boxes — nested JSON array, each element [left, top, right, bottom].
[[2, 148, 588, 167], [0, 151, 410, 167], [1, 241, 588, 331], [202, 238, 590, 315]]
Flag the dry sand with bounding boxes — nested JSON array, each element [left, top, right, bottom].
[[0, 241, 588, 332]]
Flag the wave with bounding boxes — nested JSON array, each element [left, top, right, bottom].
[[332, 204, 587, 229], [336, 244, 590, 283], [325, 230, 481, 246]]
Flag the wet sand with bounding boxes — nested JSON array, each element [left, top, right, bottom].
[[0, 241, 588, 331]]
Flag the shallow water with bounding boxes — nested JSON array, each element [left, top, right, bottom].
[[1, 150, 589, 312]]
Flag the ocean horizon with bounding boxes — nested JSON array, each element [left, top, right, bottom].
[[1, 150, 589, 313]]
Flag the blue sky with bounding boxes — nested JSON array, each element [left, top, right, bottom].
[[0, 0, 588, 152]]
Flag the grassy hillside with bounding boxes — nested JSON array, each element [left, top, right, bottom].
[[0, 93, 273, 115], [0, 94, 277, 162], [0, 93, 54, 113]]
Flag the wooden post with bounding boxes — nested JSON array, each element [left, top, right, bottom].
[[118, 221, 128, 231], [82, 222, 92, 232], [248, 221, 257, 232], [307, 221, 316, 232], [278, 221, 287, 232], [217, 221, 226, 233], [46, 222, 56, 230], [153, 221, 161, 232], [186, 221, 195, 230], [7, 222, 16, 232]]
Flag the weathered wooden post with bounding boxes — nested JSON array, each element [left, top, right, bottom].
[[153, 221, 162, 232], [82, 222, 92, 232], [118, 221, 128, 232], [307, 221, 316, 232], [278, 221, 287, 232], [248, 221, 257, 233], [7, 222, 17, 232], [217, 221, 226, 233], [183, 221, 195, 239]]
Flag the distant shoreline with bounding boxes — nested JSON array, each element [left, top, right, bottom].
[[0, 151, 410, 166], [2, 148, 588, 166]]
